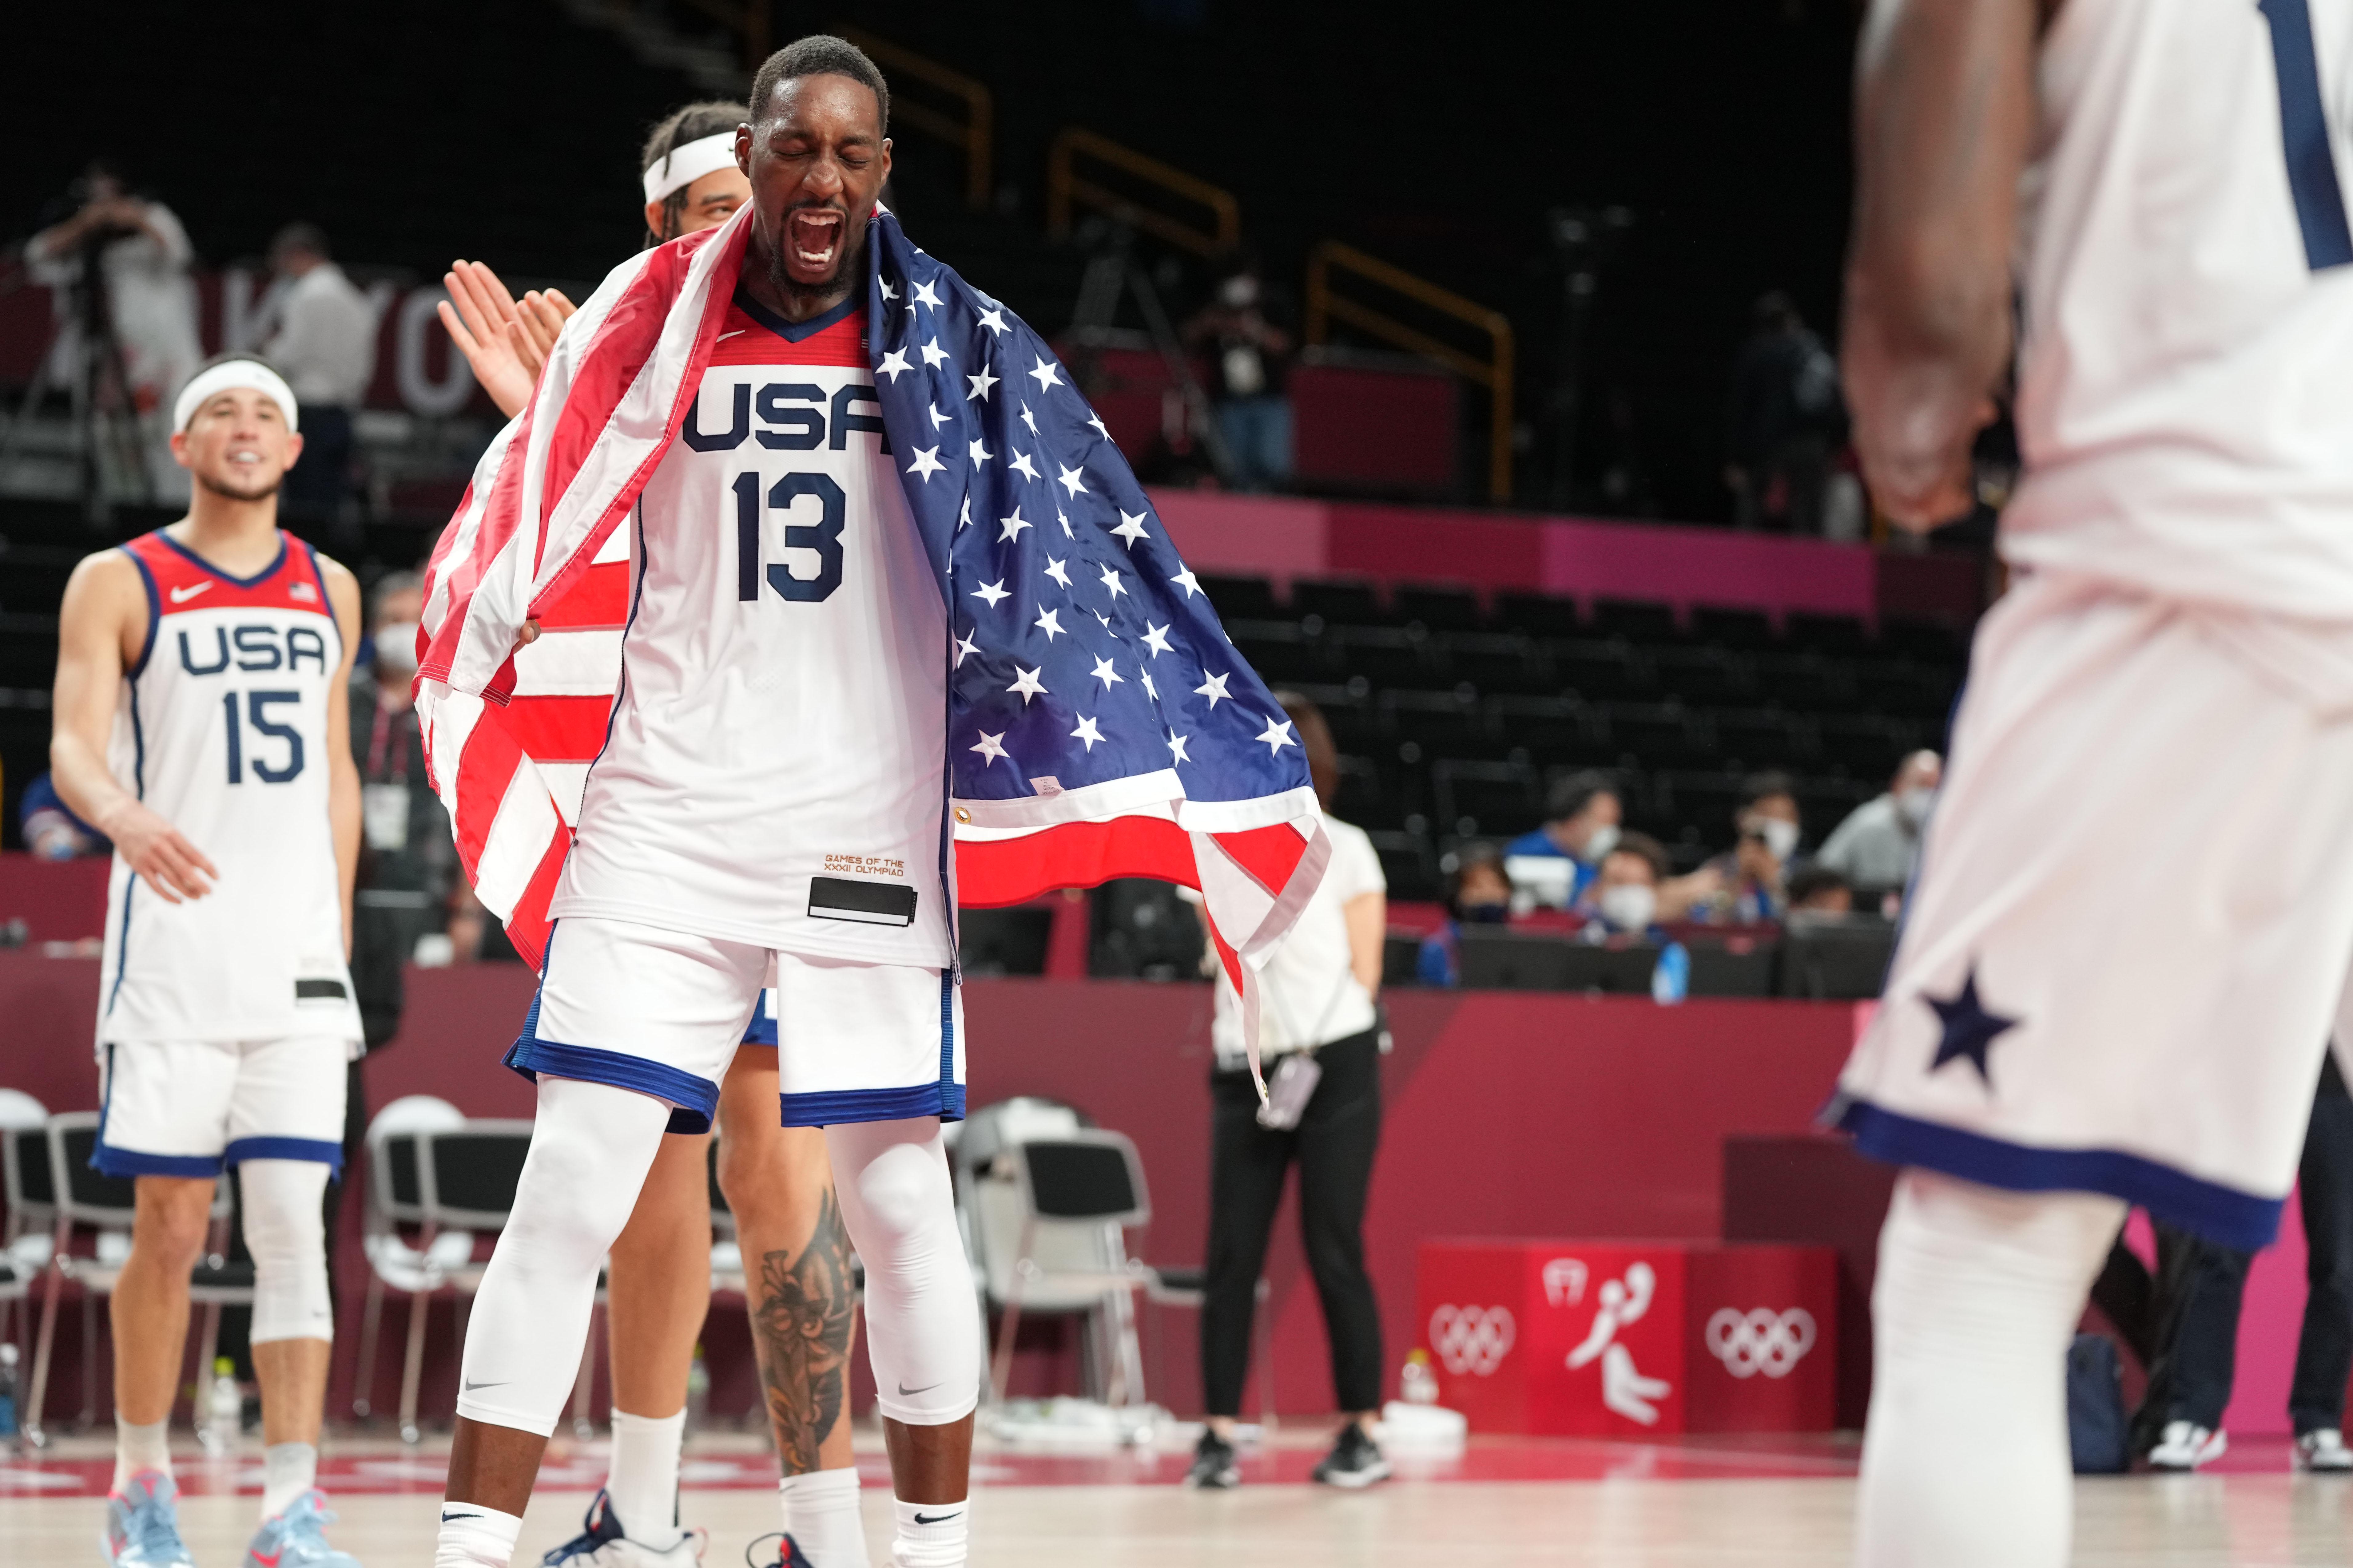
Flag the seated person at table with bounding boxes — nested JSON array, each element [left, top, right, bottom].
[[1687, 773, 1803, 925], [1503, 771, 1621, 911], [1787, 863, 1854, 916], [1417, 843, 1513, 988], [1576, 832, 1690, 1003]]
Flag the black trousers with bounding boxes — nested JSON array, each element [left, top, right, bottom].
[[2138, 1059, 2353, 1437], [1201, 1027, 1384, 1416]]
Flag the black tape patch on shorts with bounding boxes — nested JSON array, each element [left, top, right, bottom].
[[808, 877, 919, 927], [294, 978, 349, 1001]]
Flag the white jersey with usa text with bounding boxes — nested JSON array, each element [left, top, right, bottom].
[[98, 531, 360, 1047], [548, 291, 954, 967], [2001, 0, 2353, 620]]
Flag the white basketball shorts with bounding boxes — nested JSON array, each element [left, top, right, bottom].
[[94, 1035, 351, 1178], [1834, 571, 2353, 1250], [506, 915, 964, 1131]]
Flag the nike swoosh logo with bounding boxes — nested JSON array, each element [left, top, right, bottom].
[[462, 1378, 507, 1391], [253, 1550, 284, 1567], [718, 329, 746, 341], [911, 1511, 961, 1525], [440, 1511, 483, 1524], [169, 582, 214, 604], [897, 1380, 942, 1396]]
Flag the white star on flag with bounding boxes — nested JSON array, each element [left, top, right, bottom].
[[1171, 567, 1201, 598], [957, 496, 972, 529], [1070, 715, 1105, 752], [1141, 622, 1173, 656], [1057, 510, 1073, 538], [1167, 730, 1191, 764], [1111, 509, 1150, 547], [1007, 666, 1047, 704], [977, 304, 1008, 335], [907, 446, 945, 481], [920, 339, 950, 369], [1091, 609, 1118, 635], [1255, 715, 1297, 756], [1009, 451, 1040, 481], [1020, 405, 1038, 433], [997, 508, 1031, 540], [1142, 670, 1159, 699], [1195, 671, 1231, 708], [927, 403, 952, 429], [1088, 412, 1110, 439], [969, 438, 994, 466], [880, 278, 898, 299], [1043, 556, 1071, 588], [970, 730, 1008, 765], [954, 630, 981, 667], [1058, 464, 1089, 497], [1090, 655, 1124, 689], [878, 348, 914, 382], [1029, 355, 1063, 392], [1098, 565, 1127, 600], [967, 366, 998, 401], [971, 579, 1009, 608], [1034, 607, 1066, 641], [913, 278, 943, 309]]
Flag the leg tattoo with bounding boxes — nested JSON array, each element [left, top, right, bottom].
[[751, 1188, 857, 1474]]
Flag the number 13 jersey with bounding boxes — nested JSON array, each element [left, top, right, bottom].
[[100, 531, 360, 1047], [548, 291, 954, 967]]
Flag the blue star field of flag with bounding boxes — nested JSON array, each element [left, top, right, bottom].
[[864, 209, 1310, 808]]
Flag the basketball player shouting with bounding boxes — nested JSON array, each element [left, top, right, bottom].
[[51, 355, 366, 1568], [437, 101, 869, 1568], [433, 41, 979, 1568], [1838, 2, 2353, 1561]]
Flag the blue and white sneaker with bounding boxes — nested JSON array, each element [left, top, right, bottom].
[[244, 1491, 361, 1568], [540, 1491, 705, 1568], [105, 1471, 197, 1568]]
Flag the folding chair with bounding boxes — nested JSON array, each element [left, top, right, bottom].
[[1, 1091, 53, 1356], [25, 1114, 246, 1447]]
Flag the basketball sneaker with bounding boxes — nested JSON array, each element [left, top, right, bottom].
[[2147, 1420, 2228, 1471], [743, 1533, 815, 1568], [1310, 1422, 1392, 1489], [1185, 1429, 1240, 1489], [105, 1471, 197, 1568], [539, 1491, 706, 1568], [2297, 1428, 2353, 1471], [244, 1490, 360, 1568]]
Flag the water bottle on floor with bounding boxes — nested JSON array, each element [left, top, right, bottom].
[[1400, 1348, 1438, 1406], [202, 1358, 240, 1455], [0, 1342, 20, 1438]]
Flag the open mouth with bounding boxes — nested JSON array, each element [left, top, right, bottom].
[[786, 207, 844, 271]]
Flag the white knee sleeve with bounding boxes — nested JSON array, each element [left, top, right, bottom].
[[1856, 1169, 2125, 1568], [825, 1118, 979, 1425], [240, 1159, 333, 1346], [457, 1077, 671, 1436]]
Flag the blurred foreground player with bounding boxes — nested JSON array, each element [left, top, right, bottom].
[[1836, 1, 2353, 1562], [52, 355, 366, 1568], [438, 101, 868, 1568]]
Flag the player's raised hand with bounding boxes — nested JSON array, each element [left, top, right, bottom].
[[101, 799, 219, 903], [437, 259, 535, 420], [507, 288, 577, 382]]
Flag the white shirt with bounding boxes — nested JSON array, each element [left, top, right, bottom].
[[31, 200, 202, 410], [1209, 812, 1384, 1066], [263, 263, 378, 407]]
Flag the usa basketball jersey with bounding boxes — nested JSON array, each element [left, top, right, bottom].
[[549, 291, 953, 967], [2002, 0, 2353, 618], [99, 532, 361, 1046]]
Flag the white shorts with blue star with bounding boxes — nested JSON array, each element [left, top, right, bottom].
[[1833, 570, 2353, 1251]]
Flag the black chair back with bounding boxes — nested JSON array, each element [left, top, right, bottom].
[[57, 1122, 137, 1216], [424, 1127, 534, 1228], [1022, 1138, 1144, 1225]]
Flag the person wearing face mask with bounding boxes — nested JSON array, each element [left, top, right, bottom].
[[1579, 832, 1691, 1003], [1817, 750, 1942, 903], [1504, 771, 1624, 910], [1182, 251, 1294, 491], [1416, 841, 1515, 986], [1690, 772, 1804, 926]]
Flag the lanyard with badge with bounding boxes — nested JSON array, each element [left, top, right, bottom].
[[361, 701, 412, 852], [1254, 963, 1361, 1131]]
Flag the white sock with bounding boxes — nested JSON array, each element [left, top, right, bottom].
[[780, 1469, 868, 1568], [1855, 1169, 2122, 1568], [434, 1504, 523, 1568], [606, 1407, 686, 1546], [113, 1417, 171, 1491], [260, 1441, 319, 1519], [890, 1495, 968, 1568]]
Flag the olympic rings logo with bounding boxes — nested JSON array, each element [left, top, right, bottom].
[[1428, 1304, 1517, 1376], [1704, 1308, 1817, 1379]]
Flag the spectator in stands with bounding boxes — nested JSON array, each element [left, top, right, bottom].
[[1504, 771, 1622, 910], [263, 223, 378, 529], [27, 161, 203, 503], [1816, 749, 1941, 898], [1577, 830, 1690, 1002], [1188, 690, 1392, 1491], [1690, 772, 1803, 924], [1723, 290, 1845, 533], [1416, 842, 1513, 987], [1786, 863, 1854, 915], [1184, 250, 1294, 491], [19, 771, 108, 859]]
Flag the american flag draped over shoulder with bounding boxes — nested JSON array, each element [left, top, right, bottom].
[[416, 203, 1326, 1084]]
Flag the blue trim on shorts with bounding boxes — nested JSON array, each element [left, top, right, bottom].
[[93, 1143, 220, 1178], [780, 1080, 969, 1129], [503, 1033, 721, 1135], [224, 1135, 344, 1172], [1834, 1097, 2283, 1251]]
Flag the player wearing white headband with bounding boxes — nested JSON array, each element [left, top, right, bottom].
[[433, 105, 868, 1568], [51, 351, 366, 1568]]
